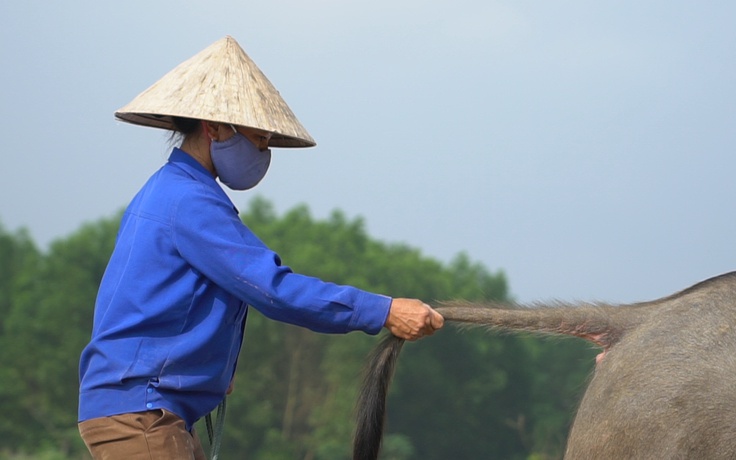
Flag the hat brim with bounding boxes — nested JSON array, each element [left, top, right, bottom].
[[114, 112, 316, 148]]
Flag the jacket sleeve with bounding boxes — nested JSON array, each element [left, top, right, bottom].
[[171, 186, 391, 335]]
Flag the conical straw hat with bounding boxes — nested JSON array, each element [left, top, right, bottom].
[[115, 36, 315, 148]]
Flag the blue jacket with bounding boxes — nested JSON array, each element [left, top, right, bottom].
[[78, 148, 392, 429]]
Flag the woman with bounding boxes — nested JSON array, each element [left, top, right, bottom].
[[77, 36, 444, 459]]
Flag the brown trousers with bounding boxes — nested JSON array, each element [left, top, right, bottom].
[[78, 409, 208, 460]]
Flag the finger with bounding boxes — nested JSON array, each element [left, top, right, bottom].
[[422, 314, 441, 332], [430, 310, 444, 330]]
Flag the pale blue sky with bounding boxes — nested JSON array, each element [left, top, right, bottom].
[[2, 1, 735, 303]]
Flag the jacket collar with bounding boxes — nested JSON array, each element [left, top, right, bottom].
[[168, 147, 239, 213]]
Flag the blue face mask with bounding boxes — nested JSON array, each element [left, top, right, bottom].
[[211, 132, 272, 190]]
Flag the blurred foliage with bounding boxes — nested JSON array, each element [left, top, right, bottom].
[[0, 198, 595, 459]]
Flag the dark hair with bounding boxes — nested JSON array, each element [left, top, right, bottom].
[[353, 335, 405, 460], [169, 116, 201, 145]]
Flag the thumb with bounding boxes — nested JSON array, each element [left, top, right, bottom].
[[429, 308, 445, 330]]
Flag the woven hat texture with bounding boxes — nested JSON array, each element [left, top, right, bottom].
[[115, 36, 315, 148]]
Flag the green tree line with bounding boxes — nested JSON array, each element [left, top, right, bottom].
[[0, 197, 595, 459]]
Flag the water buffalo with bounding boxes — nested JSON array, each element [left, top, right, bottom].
[[354, 271, 736, 459]]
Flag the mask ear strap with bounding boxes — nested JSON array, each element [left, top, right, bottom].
[[201, 120, 216, 144]]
